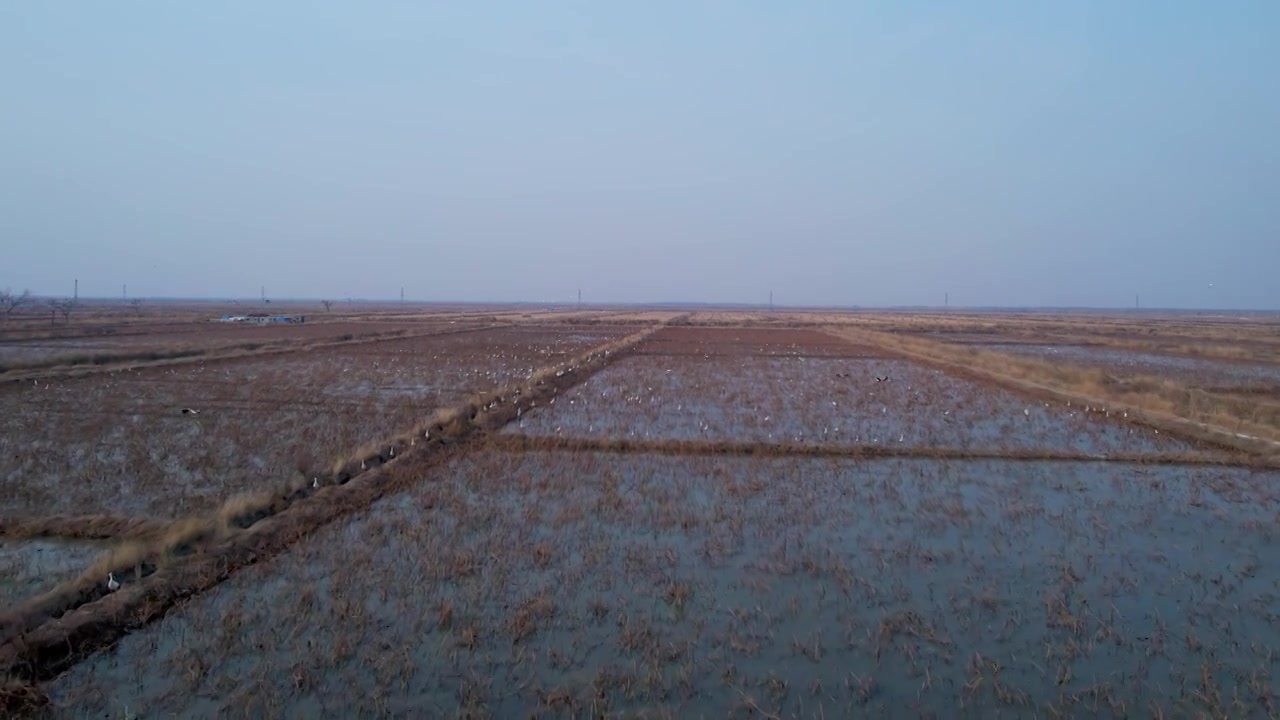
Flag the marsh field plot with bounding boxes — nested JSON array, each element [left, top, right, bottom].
[[0, 318, 432, 371], [0, 324, 630, 518], [965, 343, 1280, 392], [47, 451, 1280, 717], [5, 312, 1279, 718], [511, 328, 1198, 456]]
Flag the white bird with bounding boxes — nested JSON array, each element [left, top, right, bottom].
[[360, 459, 367, 470], [1024, 408, 1030, 416], [181, 407, 200, 415], [389, 447, 394, 458], [107, 572, 120, 592], [312, 477, 319, 489]]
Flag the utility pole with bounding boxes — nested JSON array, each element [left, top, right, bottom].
[[769, 290, 773, 311], [74, 279, 78, 302], [1136, 294, 1140, 309], [400, 287, 404, 304], [261, 286, 266, 303], [945, 292, 949, 309], [123, 284, 127, 300], [577, 288, 582, 308]]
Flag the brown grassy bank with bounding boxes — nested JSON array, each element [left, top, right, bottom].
[[0, 515, 171, 542]]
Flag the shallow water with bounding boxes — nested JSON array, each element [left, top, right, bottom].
[[0, 538, 105, 609], [47, 452, 1280, 718], [507, 356, 1197, 455], [973, 343, 1280, 388]]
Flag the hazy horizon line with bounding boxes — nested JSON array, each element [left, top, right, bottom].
[[10, 295, 1278, 315]]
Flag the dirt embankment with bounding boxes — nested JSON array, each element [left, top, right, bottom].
[[486, 434, 1257, 467]]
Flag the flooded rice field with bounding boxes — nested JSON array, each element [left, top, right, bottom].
[[636, 326, 874, 358], [508, 355, 1196, 455], [9, 314, 1279, 718], [0, 325, 629, 518], [0, 320, 430, 368], [46, 451, 1280, 717], [0, 539, 104, 609], [972, 343, 1280, 389]]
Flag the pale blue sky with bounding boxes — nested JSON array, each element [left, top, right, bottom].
[[2, 2, 1277, 307]]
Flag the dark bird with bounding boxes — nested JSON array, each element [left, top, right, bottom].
[[875, 376, 889, 383], [181, 407, 200, 415]]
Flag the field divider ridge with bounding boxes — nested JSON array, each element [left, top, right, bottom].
[[486, 434, 1260, 467], [0, 515, 173, 542]]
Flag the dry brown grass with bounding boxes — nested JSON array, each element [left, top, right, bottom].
[[0, 514, 171, 541]]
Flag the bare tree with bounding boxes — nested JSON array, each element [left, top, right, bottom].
[[55, 299, 75, 324], [129, 298, 144, 318], [322, 300, 333, 312], [1, 288, 31, 321]]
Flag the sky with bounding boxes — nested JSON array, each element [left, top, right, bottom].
[[2, 2, 1277, 309]]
